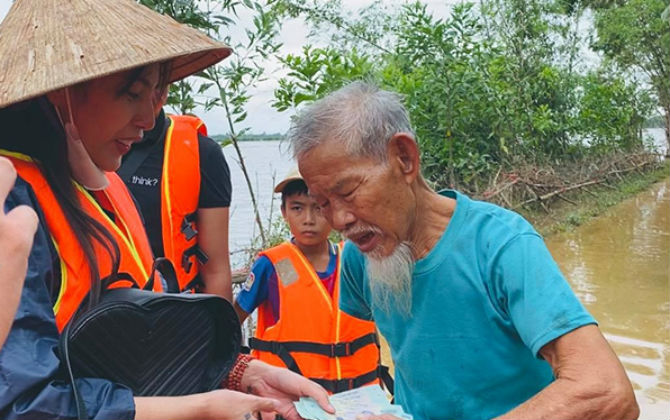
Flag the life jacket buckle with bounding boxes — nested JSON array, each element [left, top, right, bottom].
[[180, 217, 198, 241], [330, 342, 351, 357], [332, 377, 354, 393], [271, 341, 283, 355], [182, 252, 193, 273], [181, 245, 208, 274]]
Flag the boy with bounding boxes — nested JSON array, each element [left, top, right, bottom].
[[234, 167, 382, 393]]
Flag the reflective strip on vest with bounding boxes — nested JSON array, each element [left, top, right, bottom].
[[0, 150, 159, 331], [252, 242, 380, 392], [161, 115, 204, 291]]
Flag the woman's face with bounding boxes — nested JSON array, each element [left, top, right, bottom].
[[68, 65, 160, 171]]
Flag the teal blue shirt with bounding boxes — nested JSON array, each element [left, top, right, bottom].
[[340, 190, 596, 420]]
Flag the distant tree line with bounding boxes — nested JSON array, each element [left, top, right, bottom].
[[142, 0, 669, 193], [211, 133, 284, 143], [269, 0, 669, 190]]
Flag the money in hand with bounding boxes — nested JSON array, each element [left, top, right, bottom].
[[294, 385, 413, 420]]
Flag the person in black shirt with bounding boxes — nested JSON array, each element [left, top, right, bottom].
[[118, 89, 233, 300]]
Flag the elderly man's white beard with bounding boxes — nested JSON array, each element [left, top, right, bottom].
[[365, 241, 415, 316]]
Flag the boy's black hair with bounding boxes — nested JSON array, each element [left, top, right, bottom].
[[281, 179, 309, 208]]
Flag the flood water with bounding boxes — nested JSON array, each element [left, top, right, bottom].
[[545, 178, 670, 419], [223, 140, 293, 268]]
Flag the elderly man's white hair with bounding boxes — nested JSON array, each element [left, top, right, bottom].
[[288, 81, 415, 161]]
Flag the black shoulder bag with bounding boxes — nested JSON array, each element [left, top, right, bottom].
[[60, 258, 241, 419]]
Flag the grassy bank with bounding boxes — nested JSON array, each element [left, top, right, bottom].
[[519, 161, 670, 237]]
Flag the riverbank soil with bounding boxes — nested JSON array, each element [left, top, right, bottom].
[[521, 160, 670, 236]]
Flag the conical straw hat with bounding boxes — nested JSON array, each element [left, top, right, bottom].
[[0, 0, 231, 109]]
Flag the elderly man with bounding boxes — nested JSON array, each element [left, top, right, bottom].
[[289, 82, 638, 420]]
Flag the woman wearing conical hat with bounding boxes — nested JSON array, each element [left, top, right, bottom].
[[0, 1, 333, 419]]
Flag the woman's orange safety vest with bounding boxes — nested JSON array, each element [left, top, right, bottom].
[[1, 150, 159, 332], [249, 242, 381, 393], [161, 115, 208, 292]]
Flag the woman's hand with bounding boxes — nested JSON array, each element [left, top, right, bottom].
[[134, 389, 280, 420], [241, 359, 335, 420], [203, 389, 280, 420]]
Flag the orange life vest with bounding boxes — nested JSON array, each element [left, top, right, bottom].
[[0, 150, 160, 332], [249, 242, 381, 393], [161, 115, 208, 292]]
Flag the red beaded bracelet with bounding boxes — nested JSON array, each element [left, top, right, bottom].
[[223, 353, 255, 392]]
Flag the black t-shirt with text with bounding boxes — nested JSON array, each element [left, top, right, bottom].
[[118, 110, 232, 258]]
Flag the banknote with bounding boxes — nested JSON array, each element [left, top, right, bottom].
[[294, 385, 413, 420]]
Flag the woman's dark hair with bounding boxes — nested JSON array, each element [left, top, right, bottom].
[[118, 62, 172, 99], [0, 62, 171, 311]]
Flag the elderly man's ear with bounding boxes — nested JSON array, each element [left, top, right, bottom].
[[388, 133, 420, 184]]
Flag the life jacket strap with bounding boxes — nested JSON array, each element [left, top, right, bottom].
[[148, 257, 180, 293], [379, 364, 395, 396], [249, 336, 304, 375], [310, 367, 380, 394], [249, 332, 378, 359]]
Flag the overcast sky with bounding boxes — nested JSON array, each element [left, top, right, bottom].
[[0, 0, 450, 135]]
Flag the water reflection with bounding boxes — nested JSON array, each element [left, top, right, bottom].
[[546, 179, 670, 419], [223, 140, 294, 267]]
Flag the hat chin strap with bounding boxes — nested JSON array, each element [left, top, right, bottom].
[[57, 88, 109, 191]]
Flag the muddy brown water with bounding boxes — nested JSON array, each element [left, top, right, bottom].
[[378, 179, 669, 418], [545, 178, 670, 419]]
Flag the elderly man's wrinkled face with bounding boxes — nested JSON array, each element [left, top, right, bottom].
[[298, 139, 415, 260], [300, 135, 420, 314]]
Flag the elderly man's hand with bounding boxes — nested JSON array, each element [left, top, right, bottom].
[[241, 359, 335, 420], [0, 157, 38, 347]]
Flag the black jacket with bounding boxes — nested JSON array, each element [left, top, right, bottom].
[[0, 177, 134, 419]]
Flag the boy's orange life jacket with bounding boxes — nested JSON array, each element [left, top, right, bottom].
[[161, 115, 208, 292], [0, 150, 160, 332], [250, 241, 381, 394]]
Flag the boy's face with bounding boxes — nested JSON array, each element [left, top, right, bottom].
[[281, 192, 331, 246]]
